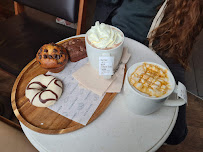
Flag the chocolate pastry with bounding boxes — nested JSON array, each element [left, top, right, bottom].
[[36, 43, 68, 73], [61, 37, 87, 62]]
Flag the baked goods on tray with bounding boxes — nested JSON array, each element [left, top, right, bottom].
[[25, 74, 63, 107], [36, 43, 68, 73], [61, 37, 87, 62]]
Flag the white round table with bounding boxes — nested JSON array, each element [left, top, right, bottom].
[[20, 36, 178, 152]]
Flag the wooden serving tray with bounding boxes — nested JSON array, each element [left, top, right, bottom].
[[11, 37, 123, 134]]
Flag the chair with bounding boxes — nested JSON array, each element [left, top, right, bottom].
[[13, 0, 87, 35], [0, 0, 87, 76], [0, 0, 87, 123]]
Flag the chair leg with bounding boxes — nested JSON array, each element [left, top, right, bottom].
[[76, 0, 87, 35], [14, 1, 24, 15]]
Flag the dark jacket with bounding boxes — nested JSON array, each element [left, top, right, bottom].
[[94, 0, 124, 24], [94, 0, 163, 44]]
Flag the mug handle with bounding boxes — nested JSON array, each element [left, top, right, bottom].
[[101, 52, 113, 79], [164, 85, 186, 107]]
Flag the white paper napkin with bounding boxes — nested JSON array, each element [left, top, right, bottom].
[[47, 58, 104, 125], [72, 47, 131, 96]]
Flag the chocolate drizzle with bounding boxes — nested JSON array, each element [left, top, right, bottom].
[[27, 82, 46, 90], [47, 78, 56, 86], [39, 89, 58, 104], [31, 92, 40, 104], [43, 74, 51, 76], [54, 80, 62, 88], [27, 74, 62, 105]]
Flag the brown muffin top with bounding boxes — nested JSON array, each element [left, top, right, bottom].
[[36, 43, 68, 69]]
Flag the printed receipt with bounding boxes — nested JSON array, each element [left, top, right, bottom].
[[99, 56, 114, 75], [47, 58, 104, 125], [178, 81, 187, 103]]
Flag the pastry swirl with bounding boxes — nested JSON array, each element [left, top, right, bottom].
[[25, 74, 63, 107]]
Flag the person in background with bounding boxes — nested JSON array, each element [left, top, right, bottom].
[[94, 0, 203, 145]]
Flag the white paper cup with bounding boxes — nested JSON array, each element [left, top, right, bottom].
[[123, 62, 186, 115], [85, 26, 124, 79]]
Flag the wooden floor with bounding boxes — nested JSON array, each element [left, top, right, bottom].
[[185, 30, 203, 99], [0, 1, 202, 152], [0, 0, 14, 21]]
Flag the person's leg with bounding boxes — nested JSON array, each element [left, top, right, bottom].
[[163, 60, 188, 145], [166, 104, 187, 145]]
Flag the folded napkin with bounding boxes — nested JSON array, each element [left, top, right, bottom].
[[72, 47, 131, 96]]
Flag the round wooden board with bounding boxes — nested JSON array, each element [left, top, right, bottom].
[[11, 36, 124, 134]]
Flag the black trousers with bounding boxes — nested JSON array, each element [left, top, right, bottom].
[[161, 57, 188, 145]]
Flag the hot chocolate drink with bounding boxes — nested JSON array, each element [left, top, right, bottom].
[[86, 21, 124, 50], [85, 21, 124, 79], [129, 63, 171, 97]]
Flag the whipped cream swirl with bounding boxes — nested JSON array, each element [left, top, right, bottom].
[[87, 21, 123, 49]]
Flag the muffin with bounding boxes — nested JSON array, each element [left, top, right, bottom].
[[61, 37, 87, 62], [36, 43, 68, 73]]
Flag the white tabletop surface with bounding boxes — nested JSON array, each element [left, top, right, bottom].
[[20, 36, 178, 152]]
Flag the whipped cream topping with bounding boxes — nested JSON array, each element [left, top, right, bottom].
[[87, 21, 123, 49]]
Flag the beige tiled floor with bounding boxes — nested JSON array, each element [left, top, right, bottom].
[[0, 120, 38, 152]]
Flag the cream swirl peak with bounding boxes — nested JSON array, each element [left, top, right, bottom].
[[87, 21, 123, 49]]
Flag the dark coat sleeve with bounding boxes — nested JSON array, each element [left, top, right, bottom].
[[94, 0, 124, 24]]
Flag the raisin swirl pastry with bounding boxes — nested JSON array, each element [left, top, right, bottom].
[[36, 43, 68, 73], [25, 74, 63, 107]]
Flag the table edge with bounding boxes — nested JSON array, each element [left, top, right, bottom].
[[149, 107, 179, 152]]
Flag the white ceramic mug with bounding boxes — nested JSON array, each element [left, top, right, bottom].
[[85, 26, 124, 79], [123, 62, 186, 115]]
